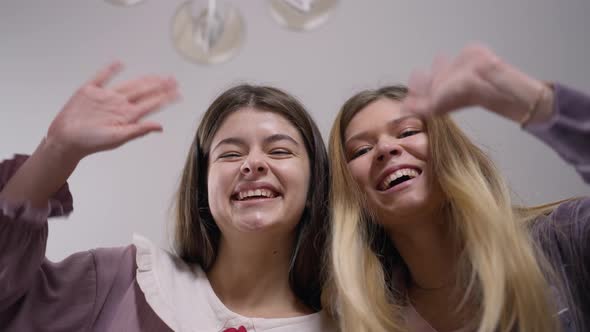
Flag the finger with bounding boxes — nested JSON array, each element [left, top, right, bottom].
[[431, 54, 451, 82], [402, 95, 433, 116], [460, 43, 500, 67], [129, 90, 181, 123], [115, 76, 177, 102], [117, 121, 164, 144], [90, 61, 123, 87], [428, 73, 477, 114], [426, 54, 474, 115], [407, 69, 432, 97]]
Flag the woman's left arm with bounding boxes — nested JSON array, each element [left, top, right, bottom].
[[525, 84, 590, 184], [403, 44, 589, 184], [407, 44, 590, 324]]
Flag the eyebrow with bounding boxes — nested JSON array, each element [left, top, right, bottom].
[[212, 134, 300, 153], [264, 133, 300, 146], [212, 137, 246, 152], [344, 114, 423, 146]]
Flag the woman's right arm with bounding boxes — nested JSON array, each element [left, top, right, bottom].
[[0, 154, 74, 311], [0, 62, 179, 207], [0, 62, 179, 325]]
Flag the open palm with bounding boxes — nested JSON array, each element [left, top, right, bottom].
[[46, 62, 180, 161], [403, 44, 547, 123]]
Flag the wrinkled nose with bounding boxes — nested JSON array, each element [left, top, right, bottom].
[[240, 155, 268, 176]]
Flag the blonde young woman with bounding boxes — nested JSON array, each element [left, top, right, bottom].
[[326, 45, 589, 332], [0, 63, 336, 331]]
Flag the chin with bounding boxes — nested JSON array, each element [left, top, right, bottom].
[[233, 216, 279, 233], [372, 196, 428, 221]]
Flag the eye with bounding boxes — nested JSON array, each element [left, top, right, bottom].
[[350, 146, 372, 160], [270, 148, 293, 156], [399, 129, 421, 138], [219, 152, 241, 159]]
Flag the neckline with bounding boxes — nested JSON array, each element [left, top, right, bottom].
[[134, 234, 326, 331], [199, 267, 323, 324], [404, 303, 467, 332]]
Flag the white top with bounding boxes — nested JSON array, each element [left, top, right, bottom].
[[133, 234, 338, 332], [404, 305, 467, 332]]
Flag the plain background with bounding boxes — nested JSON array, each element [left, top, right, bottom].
[[1, 0, 589, 261]]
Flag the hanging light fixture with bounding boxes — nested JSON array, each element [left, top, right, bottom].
[[171, 0, 245, 65], [268, 0, 338, 31], [104, 0, 145, 7]]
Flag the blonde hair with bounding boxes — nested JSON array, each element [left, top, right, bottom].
[[325, 85, 564, 332]]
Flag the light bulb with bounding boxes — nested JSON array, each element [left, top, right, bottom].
[[104, 0, 145, 7], [171, 0, 245, 65], [268, 0, 338, 31]]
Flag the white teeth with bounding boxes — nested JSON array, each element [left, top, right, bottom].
[[380, 168, 419, 190], [236, 188, 277, 200]]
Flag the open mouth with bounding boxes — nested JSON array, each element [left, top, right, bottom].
[[378, 167, 422, 191], [231, 188, 280, 201]]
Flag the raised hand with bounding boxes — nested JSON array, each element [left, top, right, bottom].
[[402, 44, 553, 125], [0, 62, 180, 207], [46, 61, 180, 162]]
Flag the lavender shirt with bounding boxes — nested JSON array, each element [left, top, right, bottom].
[[1, 84, 589, 332], [0, 159, 338, 332]]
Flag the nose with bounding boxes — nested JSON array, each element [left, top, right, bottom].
[[375, 139, 402, 162], [240, 154, 268, 176]]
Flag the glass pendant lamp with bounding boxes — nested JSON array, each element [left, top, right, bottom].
[[171, 0, 245, 65], [268, 0, 338, 31]]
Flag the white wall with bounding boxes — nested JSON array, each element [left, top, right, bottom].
[[1, 0, 589, 260]]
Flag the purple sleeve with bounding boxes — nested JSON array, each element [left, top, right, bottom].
[[0, 155, 137, 331], [525, 84, 590, 184], [524, 84, 590, 329], [0, 154, 73, 311], [531, 198, 590, 331]]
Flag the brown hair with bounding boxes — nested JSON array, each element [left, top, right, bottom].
[[174, 84, 330, 310]]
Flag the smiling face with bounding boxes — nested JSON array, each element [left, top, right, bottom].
[[207, 108, 311, 235], [344, 98, 444, 227]]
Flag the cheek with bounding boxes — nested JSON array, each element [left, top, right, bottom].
[[277, 160, 310, 198], [400, 135, 430, 163], [207, 168, 236, 222], [414, 135, 430, 160], [348, 162, 369, 187], [207, 166, 232, 199], [294, 164, 311, 190]]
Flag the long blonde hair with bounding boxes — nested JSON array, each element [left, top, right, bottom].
[[325, 85, 564, 332]]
